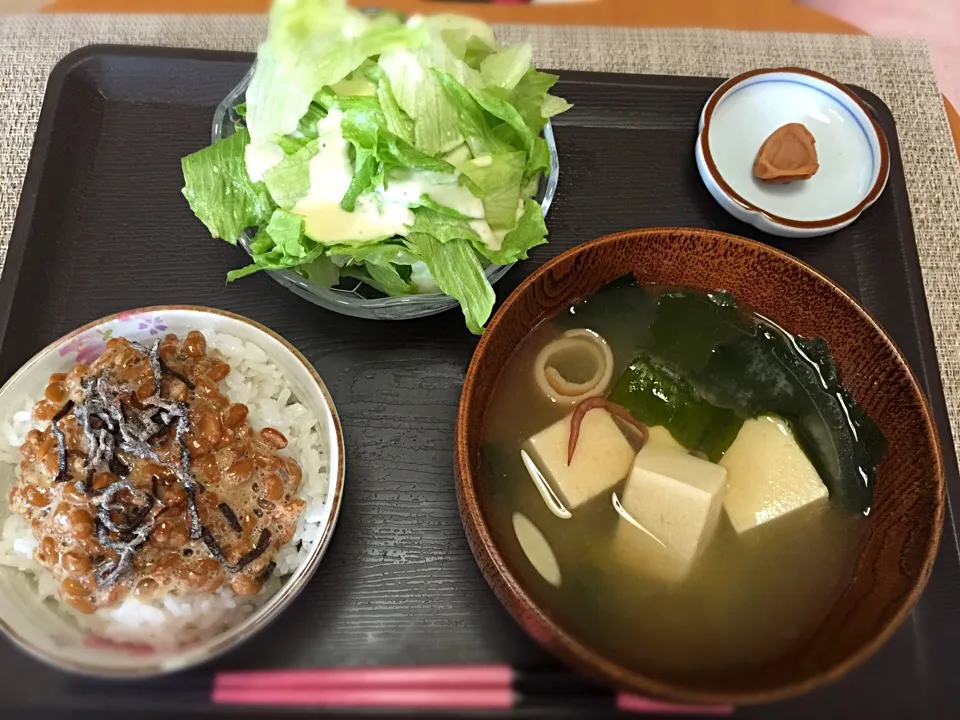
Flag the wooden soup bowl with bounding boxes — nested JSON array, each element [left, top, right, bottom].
[[455, 228, 944, 704]]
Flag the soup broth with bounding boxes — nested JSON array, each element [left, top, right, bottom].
[[478, 282, 877, 679]]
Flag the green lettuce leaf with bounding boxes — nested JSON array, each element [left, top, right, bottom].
[[526, 136, 551, 177], [380, 136, 455, 174], [407, 232, 495, 334], [459, 151, 525, 229], [378, 48, 461, 156], [463, 36, 498, 69], [468, 88, 534, 153], [328, 241, 417, 266], [336, 95, 383, 146], [410, 206, 481, 243], [377, 79, 415, 146], [340, 149, 379, 212], [424, 14, 498, 67], [510, 68, 562, 132], [265, 207, 308, 258], [379, 16, 485, 156], [293, 101, 328, 136], [301, 255, 339, 286], [338, 96, 454, 176], [277, 102, 327, 155], [432, 70, 517, 157], [480, 43, 532, 91], [263, 139, 318, 209], [342, 260, 415, 296], [542, 94, 573, 119], [181, 128, 275, 243], [226, 208, 316, 281], [359, 58, 387, 84], [422, 13, 497, 47], [414, 195, 471, 219], [480, 199, 548, 265], [245, 0, 422, 151]]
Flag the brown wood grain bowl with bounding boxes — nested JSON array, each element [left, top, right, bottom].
[[455, 228, 945, 705]]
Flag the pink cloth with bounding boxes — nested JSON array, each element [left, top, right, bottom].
[[802, 0, 960, 107]]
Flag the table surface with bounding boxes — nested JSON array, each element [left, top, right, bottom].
[[28, 0, 960, 155]]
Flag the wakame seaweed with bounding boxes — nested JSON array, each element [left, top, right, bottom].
[[609, 354, 743, 462], [692, 318, 885, 513], [603, 280, 885, 513], [649, 290, 745, 375]]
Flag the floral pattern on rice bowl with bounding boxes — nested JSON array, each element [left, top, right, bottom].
[[57, 311, 159, 365]]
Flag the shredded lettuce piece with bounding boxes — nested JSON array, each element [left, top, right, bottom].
[[181, 128, 275, 244], [459, 151, 525, 230], [226, 208, 317, 281], [481, 199, 549, 266], [263, 139, 318, 209], [480, 43, 532, 91], [406, 233, 495, 334]]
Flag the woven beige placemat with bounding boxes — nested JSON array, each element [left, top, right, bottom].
[[2, 14, 960, 449]]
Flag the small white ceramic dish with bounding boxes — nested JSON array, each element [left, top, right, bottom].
[[0, 306, 344, 677], [695, 68, 890, 238]]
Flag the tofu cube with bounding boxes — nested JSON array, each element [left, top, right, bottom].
[[611, 518, 698, 585], [525, 409, 635, 510], [645, 425, 685, 452], [719, 416, 828, 534], [613, 445, 727, 582]]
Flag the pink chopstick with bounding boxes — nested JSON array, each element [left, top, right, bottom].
[[215, 665, 512, 689], [212, 665, 734, 715], [213, 687, 514, 709]]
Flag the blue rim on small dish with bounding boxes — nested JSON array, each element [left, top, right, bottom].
[[695, 67, 891, 239], [211, 66, 560, 322]]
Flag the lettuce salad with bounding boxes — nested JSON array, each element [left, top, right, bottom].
[[181, 0, 570, 333]]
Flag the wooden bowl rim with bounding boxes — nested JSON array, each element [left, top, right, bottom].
[[455, 227, 945, 705]]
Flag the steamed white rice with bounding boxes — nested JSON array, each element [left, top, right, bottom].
[[0, 329, 330, 649]]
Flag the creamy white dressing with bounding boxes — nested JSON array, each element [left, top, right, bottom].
[[289, 109, 499, 245], [381, 170, 482, 219], [424, 182, 484, 219], [410, 261, 440, 293], [468, 220, 502, 251], [293, 109, 413, 243], [245, 141, 285, 183], [260, 90, 520, 249]]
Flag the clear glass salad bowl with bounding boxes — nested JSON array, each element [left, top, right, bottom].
[[211, 66, 560, 322]]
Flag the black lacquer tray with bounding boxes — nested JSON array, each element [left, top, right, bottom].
[[1, 46, 958, 719]]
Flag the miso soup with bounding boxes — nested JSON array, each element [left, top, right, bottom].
[[478, 279, 884, 679]]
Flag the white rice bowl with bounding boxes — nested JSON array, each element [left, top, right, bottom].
[[0, 308, 343, 676]]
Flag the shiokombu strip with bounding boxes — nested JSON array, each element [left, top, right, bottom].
[[7, 331, 307, 614], [49, 400, 74, 483]]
